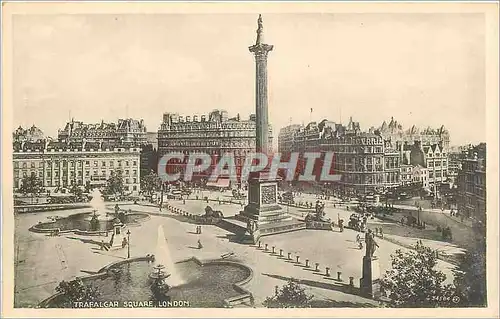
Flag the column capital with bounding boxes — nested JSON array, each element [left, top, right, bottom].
[[249, 43, 274, 56]]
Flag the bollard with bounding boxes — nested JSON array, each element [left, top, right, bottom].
[[337, 271, 342, 281], [296, 256, 300, 264], [258, 241, 261, 248], [305, 259, 310, 268], [287, 253, 292, 260], [325, 267, 331, 277], [349, 276, 354, 287], [272, 246, 276, 254], [265, 244, 268, 251], [279, 249, 283, 257], [315, 263, 320, 272]]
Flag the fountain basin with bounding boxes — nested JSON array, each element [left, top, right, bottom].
[[39, 257, 253, 308], [29, 211, 150, 235]]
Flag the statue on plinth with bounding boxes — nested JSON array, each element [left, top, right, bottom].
[[305, 201, 330, 223], [365, 229, 379, 258], [247, 220, 258, 234]]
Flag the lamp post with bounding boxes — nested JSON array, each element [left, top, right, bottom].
[[126, 229, 131, 258]]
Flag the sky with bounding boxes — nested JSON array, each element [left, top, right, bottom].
[[12, 13, 486, 145]]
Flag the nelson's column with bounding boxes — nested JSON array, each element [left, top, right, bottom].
[[236, 15, 306, 243]]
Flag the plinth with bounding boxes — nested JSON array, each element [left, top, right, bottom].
[[360, 256, 381, 298], [109, 222, 125, 250], [235, 173, 305, 243]]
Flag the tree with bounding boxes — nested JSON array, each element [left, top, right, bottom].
[[55, 279, 100, 307], [105, 170, 124, 196], [140, 170, 161, 200], [263, 279, 313, 308], [19, 174, 44, 195], [453, 237, 487, 307], [84, 181, 92, 193], [380, 242, 455, 307], [69, 183, 83, 201]]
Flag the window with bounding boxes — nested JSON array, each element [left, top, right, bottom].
[[102, 161, 106, 167], [86, 161, 90, 165], [133, 170, 137, 176], [94, 161, 98, 167], [14, 162, 19, 168], [110, 161, 114, 167], [133, 186, 137, 191], [86, 171, 90, 176], [22, 162, 27, 169], [126, 161, 129, 166], [39, 162, 44, 168], [133, 161, 137, 166], [31, 162, 35, 168], [133, 178, 137, 183]]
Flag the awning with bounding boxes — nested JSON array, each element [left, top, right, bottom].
[[206, 179, 231, 188]]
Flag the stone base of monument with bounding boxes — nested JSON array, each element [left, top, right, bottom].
[[305, 221, 333, 230], [360, 256, 381, 299], [234, 209, 306, 242]]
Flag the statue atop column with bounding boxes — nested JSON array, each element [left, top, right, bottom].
[[256, 14, 264, 45]]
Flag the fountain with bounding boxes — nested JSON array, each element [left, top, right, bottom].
[[152, 225, 184, 287], [84, 189, 115, 223], [29, 188, 149, 234]]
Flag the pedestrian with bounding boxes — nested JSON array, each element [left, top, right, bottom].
[[100, 240, 105, 250], [197, 239, 203, 249], [358, 241, 363, 250], [356, 234, 361, 243], [199, 226, 202, 234], [379, 228, 384, 239]]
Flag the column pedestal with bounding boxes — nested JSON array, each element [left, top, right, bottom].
[[360, 256, 381, 299], [236, 174, 305, 243]]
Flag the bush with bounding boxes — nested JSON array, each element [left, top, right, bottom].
[[263, 279, 313, 308], [55, 279, 100, 307]]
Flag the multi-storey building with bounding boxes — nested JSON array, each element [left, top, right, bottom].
[[279, 117, 401, 195], [457, 143, 486, 226], [58, 118, 147, 145], [447, 146, 468, 184], [13, 125, 45, 142], [278, 124, 302, 153], [379, 117, 451, 151], [157, 109, 273, 184], [13, 140, 141, 195], [380, 117, 450, 191]]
